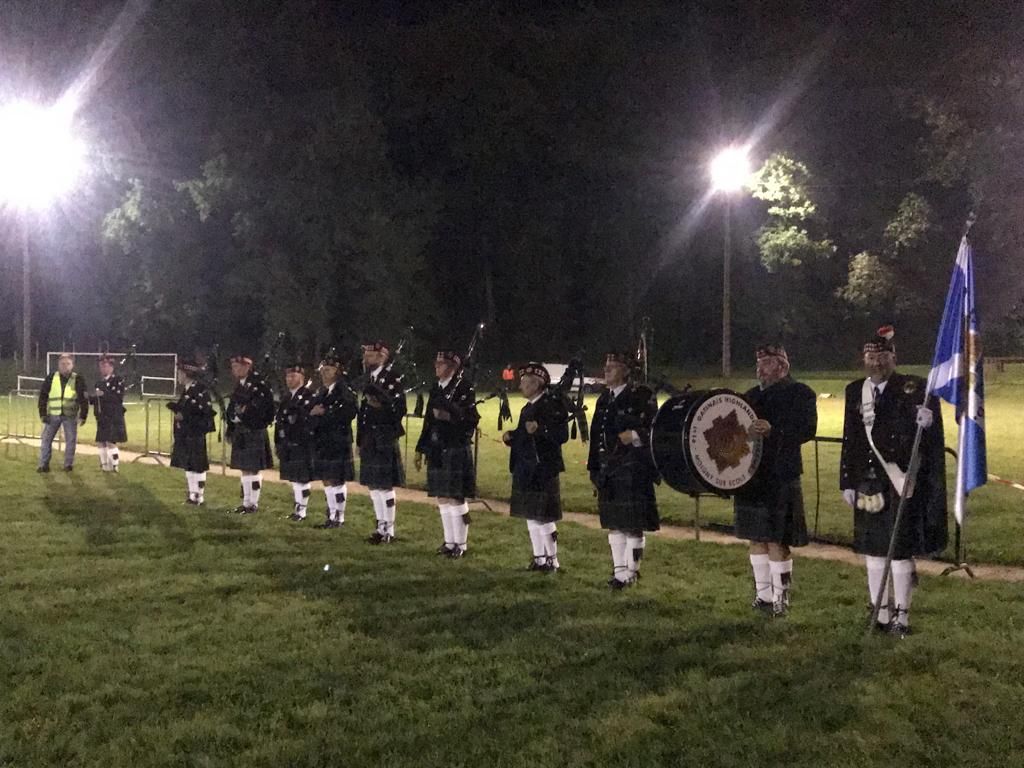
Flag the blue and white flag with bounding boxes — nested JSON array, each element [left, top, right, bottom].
[[926, 236, 987, 521]]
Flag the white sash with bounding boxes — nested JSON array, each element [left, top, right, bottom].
[[860, 379, 907, 497]]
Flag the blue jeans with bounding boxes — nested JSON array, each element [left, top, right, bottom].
[[39, 416, 79, 469]]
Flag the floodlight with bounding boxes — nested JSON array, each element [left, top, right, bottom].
[[0, 100, 86, 210], [709, 146, 751, 194]]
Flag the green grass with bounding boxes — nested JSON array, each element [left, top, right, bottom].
[[4, 365, 1022, 564], [2, 447, 1024, 767]]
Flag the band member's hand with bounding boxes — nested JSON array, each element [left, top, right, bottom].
[[501, 431, 513, 445], [525, 420, 539, 434], [414, 452, 423, 472], [174, 413, 184, 422], [618, 429, 636, 446], [367, 395, 382, 409], [749, 419, 772, 437], [309, 404, 325, 416], [94, 388, 104, 398], [915, 405, 934, 428], [433, 408, 452, 422], [842, 489, 856, 508]]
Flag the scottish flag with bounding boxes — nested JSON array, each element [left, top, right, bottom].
[[927, 235, 987, 521]]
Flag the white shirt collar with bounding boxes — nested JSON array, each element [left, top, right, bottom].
[[611, 383, 628, 398], [289, 386, 301, 396], [439, 375, 453, 388], [528, 392, 544, 405], [871, 378, 889, 394], [370, 366, 384, 380], [327, 382, 336, 394]]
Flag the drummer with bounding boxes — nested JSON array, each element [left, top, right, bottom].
[[587, 352, 660, 589], [734, 343, 817, 616]]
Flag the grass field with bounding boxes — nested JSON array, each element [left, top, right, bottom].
[[3, 364, 1021, 564], [2, 448, 1024, 766]]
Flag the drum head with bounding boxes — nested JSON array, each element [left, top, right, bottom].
[[684, 389, 762, 494]]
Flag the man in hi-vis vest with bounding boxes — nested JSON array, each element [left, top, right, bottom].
[[37, 353, 89, 473]]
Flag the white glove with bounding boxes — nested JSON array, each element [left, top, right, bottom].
[[842, 489, 856, 507], [915, 405, 934, 428]]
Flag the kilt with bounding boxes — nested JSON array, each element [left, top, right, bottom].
[[734, 479, 809, 547], [314, 452, 355, 485], [853, 485, 935, 559], [595, 468, 660, 532], [276, 440, 314, 483], [359, 440, 405, 488], [425, 444, 475, 499], [510, 475, 562, 523], [95, 408, 127, 443], [230, 425, 273, 473], [170, 432, 210, 473]]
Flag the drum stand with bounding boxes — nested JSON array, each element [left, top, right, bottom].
[[940, 521, 975, 578]]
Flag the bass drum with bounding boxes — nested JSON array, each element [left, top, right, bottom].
[[650, 388, 762, 496]]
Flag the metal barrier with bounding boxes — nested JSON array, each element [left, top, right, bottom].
[[3, 390, 57, 448], [132, 397, 227, 473]]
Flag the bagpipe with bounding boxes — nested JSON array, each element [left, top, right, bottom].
[[549, 356, 589, 443], [444, 321, 485, 404], [257, 331, 287, 402], [197, 344, 229, 442]]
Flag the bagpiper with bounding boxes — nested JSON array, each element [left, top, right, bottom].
[[309, 351, 358, 528], [415, 348, 480, 558], [274, 362, 316, 521], [92, 354, 128, 473], [357, 341, 407, 543], [587, 351, 660, 589], [168, 359, 216, 505], [733, 344, 817, 616], [503, 362, 569, 571], [840, 325, 947, 637], [226, 354, 275, 514]]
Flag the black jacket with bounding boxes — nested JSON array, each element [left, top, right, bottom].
[[310, 381, 358, 458], [508, 391, 569, 486], [586, 384, 658, 480], [168, 381, 216, 437], [416, 376, 480, 458], [739, 376, 817, 498], [275, 386, 315, 447], [357, 365, 407, 445], [226, 371, 275, 436]]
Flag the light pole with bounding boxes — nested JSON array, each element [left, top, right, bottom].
[[709, 146, 751, 379], [0, 100, 86, 370]]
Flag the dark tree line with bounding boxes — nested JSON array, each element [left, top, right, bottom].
[[2, 0, 1023, 372]]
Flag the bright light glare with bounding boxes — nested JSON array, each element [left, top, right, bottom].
[[0, 101, 86, 210], [709, 146, 751, 194]]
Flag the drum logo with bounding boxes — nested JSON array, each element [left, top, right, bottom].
[[688, 393, 761, 491]]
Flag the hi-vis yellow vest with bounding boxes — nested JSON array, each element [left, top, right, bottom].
[[47, 373, 80, 418]]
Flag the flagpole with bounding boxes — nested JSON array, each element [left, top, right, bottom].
[[867, 218, 977, 633], [942, 235, 977, 579]]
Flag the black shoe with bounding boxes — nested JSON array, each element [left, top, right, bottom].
[[889, 621, 912, 639], [447, 546, 465, 559], [367, 531, 385, 544], [380, 533, 396, 544], [238, 505, 258, 515], [772, 600, 788, 618], [608, 576, 635, 590], [287, 513, 306, 522], [872, 620, 891, 634], [314, 518, 334, 529], [63, 465, 73, 472], [183, 497, 198, 506], [438, 544, 456, 556], [751, 597, 773, 612], [229, 505, 247, 514], [528, 559, 546, 571], [37, 465, 50, 473]]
